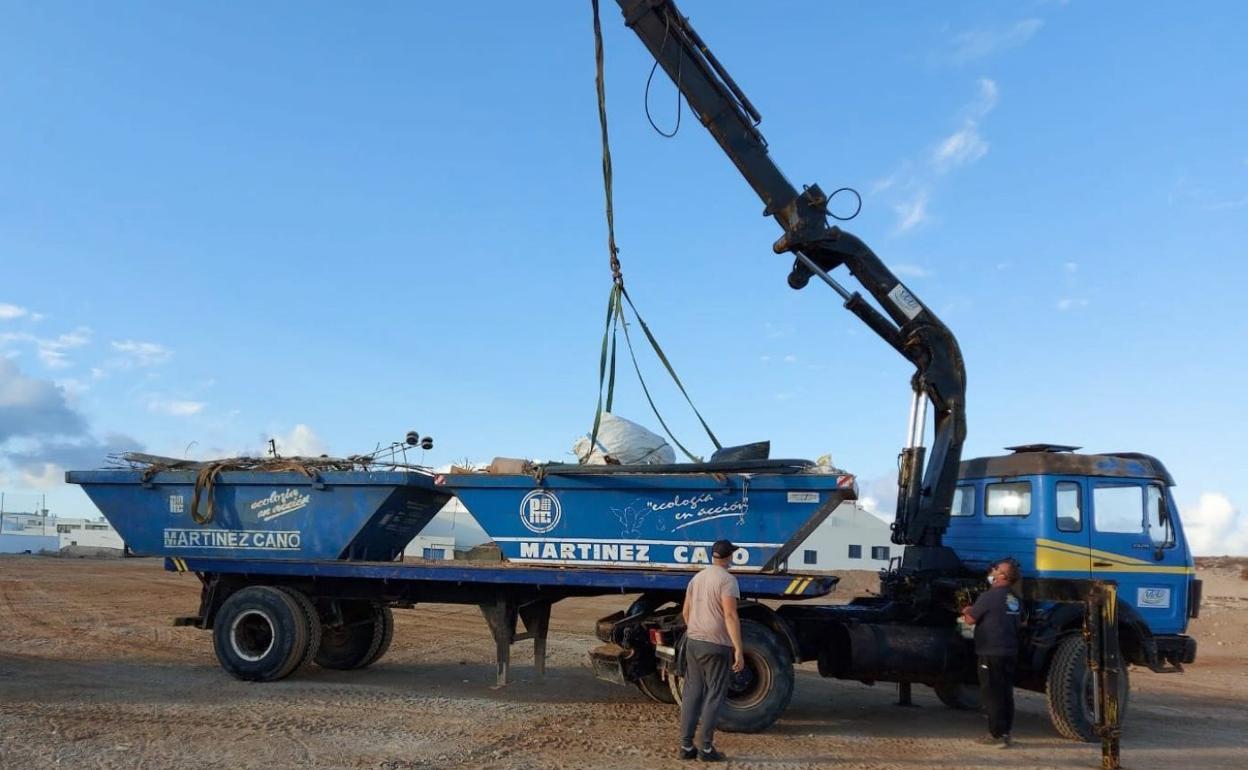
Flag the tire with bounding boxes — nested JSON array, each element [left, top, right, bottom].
[[636, 671, 676, 704], [933, 682, 981, 710], [276, 587, 322, 674], [669, 619, 795, 733], [212, 586, 316, 682], [1046, 635, 1130, 742], [363, 606, 395, 667], [316, 602, 392, 671]]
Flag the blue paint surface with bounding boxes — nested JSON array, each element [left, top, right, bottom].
[[68, 470, 450, 561], [438, 469, 855, 571]]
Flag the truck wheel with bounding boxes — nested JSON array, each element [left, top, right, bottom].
[[1046, 635, 1130, 742], [636, 671, 676, 704], [670, 619, 795, 733], [933, 682, 981, 710], [213, 586, 315, 682], [316, 602, 392, 670]]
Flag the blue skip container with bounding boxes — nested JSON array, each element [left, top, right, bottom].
[[67, 469, 451, 561], [437, 460, 857, 572]]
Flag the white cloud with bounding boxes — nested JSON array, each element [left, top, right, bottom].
[[857, 475, 899, 521], [0, 303, 30, 320], [0, 326, 92, 370], [38, 349, 71, 369], [894, 190, 930, 233], [16, 462, 63, 490], [951, 19, 1044, 63], [783, 354, 798, 363], [759, 355, 772, 362], [1056, 298, 1089, 311], [884, 81, 998, 232], [933, 122, 989, 171], [1182, 493, 1248, 556], [1206, 196, 1248, 212], [1064, 261, 1079, 273], [271, 424, 328, 458], [36, 327, 92, 370], [111, 340, 172, 367], [893, 263, 931, 279], [871, 173, 898, 195], [973, 79, 999, 117], [147, 398, 205, 417]]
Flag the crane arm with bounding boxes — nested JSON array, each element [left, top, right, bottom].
[[615, 0, 966, 565]]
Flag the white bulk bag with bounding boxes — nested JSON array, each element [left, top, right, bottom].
[[572, 412, 676, 465]]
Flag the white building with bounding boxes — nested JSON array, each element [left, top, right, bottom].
[[404, 535, 456, 561], [0, 510, 59, 553], [791, 501, 895, 571], [0, 510, 124, 554], [54, 517, 125, 551]]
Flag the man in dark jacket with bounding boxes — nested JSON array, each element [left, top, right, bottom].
[[961, 558, 1022, 748]]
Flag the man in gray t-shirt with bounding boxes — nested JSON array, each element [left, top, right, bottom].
[[678, 540, 744, 762]]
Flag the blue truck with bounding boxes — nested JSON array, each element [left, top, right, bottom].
[[593, 445, 1199, 742], [66, 1, 1197, 761]]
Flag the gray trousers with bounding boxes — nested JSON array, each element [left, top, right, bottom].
[[679, 639, 733, 750]]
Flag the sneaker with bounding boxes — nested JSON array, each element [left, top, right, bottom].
[[678, 746, 697, 761], [998, 734, 1012, 749], [698, 747, 727, 762], [975, 735, 1002, 746]]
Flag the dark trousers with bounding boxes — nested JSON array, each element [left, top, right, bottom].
[[978, 654, 1017, 738], [679, 639, 733, 750]]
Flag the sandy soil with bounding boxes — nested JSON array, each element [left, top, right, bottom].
[[1, 556, 1244, 770]]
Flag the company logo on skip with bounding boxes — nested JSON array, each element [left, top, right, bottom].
[[519, 490, 562, 534]]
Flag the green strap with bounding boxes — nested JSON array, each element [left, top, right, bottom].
[[620, 287, 722, 455], [616, 298, 702, 463], [587, 284, 622, 460], [584, 0, 720, 464]]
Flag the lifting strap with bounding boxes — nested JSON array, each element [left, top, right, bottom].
[[586, 0, 721, 463]]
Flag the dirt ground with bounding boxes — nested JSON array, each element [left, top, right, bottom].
[[1, 557, 1245, 770]]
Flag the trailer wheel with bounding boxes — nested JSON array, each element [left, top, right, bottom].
[[670, 619, 794, 733], [316, 602, 392, 670], [933, 682, 981, 710], [276, 587, 322, 674], [213, 586, 315, 682], [363, 606, 395, 667], [1046, 635, 1130, 742], [636, 671, 676, 704]]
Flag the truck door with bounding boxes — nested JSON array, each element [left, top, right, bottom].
[[1035, 478, 1091, 578], [1090, 481, 1187, 634]]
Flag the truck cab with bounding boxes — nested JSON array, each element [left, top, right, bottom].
[[944, 444, 1200, 669]]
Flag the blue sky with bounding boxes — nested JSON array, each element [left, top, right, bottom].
[[1, 1, 1245, 553]]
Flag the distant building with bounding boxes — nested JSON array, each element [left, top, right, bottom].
[[0, 510, 123, 554], [53, 517, 125, 551], [790, 501, 895, 571], [1, 510, 60, 554], [404, 535, 456, 561]]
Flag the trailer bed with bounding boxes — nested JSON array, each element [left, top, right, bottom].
[[165, 555, 836, 599]]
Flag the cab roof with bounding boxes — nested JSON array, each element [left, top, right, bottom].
[[958, 444, 1174, 485]]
